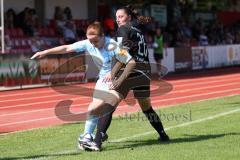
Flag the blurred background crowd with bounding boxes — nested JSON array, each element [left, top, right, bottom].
[[2, 0, 240, 54]]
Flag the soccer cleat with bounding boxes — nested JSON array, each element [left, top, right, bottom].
[[82, 141, 101, 151], [158, 132, 170, 142], [101, 132, 108, 142], [78, 143, 86, 151], [78, 133, 93, 147], [78, 133, 94, 150]]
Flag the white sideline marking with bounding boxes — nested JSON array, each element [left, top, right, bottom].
[[17, 107, 240, 160], [110, 107, 240, 142]]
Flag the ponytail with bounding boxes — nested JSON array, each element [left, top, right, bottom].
[[137, 15, 152, 24], [122, 5, 152, 24]]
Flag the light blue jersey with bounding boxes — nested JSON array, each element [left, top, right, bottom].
[[70, 37, 132, 78]]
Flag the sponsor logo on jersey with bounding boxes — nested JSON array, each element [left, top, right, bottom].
[[119, 48, 127, 55]]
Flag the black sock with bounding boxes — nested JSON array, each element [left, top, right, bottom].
[[143, 107, 166, 136], [102, 110, 114, 133], [94, 104, 115, 147]]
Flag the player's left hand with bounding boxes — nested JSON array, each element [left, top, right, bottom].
[[109, 79, 122, 90], [102, 72, 113, 83]]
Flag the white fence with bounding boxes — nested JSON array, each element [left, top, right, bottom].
[[147, 45, 240, 75]]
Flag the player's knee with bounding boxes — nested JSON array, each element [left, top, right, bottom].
[[105, 97, 119, 106], [105, 91, 121, 105], [88, 100, 104, 111]]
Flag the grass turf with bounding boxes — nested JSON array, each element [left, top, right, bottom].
[[0, 95, 240, 160]]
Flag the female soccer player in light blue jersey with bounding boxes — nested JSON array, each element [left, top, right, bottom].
[[31, 22, 135, 149]]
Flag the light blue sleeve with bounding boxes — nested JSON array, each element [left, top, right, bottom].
[[114, 46, 132, 64], [70, 40, 89, 53]]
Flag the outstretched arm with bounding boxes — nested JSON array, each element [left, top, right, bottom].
[[30, 45, 74, 59]]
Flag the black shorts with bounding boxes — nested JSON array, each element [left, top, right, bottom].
[[115, 71, 151, 99], [154, 53, 163, 62]]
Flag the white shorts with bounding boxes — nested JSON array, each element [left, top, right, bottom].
[[93, 78, 112, 100], [91, 78, 121, 107]]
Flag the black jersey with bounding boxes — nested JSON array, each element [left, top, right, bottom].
[[116, 23, 149, 63]]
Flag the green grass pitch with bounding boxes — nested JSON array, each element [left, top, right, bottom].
[[1, 95, 240, 160]]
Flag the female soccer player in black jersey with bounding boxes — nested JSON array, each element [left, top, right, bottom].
[[82, 5, 169, 151]]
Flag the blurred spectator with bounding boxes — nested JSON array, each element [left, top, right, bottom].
[[31, 37, 45, 52], [153, 28, 164, 78], [63, 21, 77, 44], [145, 31, 153, 46], [54, 6, 64, 20], [224, 28, 234, 44], [179, 0, 193, 20], [235, 31, 240, 44], [192, 18, 203, 40], [175, 32, 184, 47], [207, 21, 224, 45], [13, 8, 37, 36], [16, 7, 30, 28], [199, 29, 209, 46], [4, 35, 13, 51], [22, 8, 37, 36], [179, 20, 192, 38], [31, 9, 42, 29], [54, 6, 66, 36], [5, 9, 17, 29], [63, 7, 73, 21], [3, 2, 240, 53]]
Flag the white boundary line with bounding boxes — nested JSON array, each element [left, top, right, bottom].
[[14, 106, 240, 160], [110, 107, 240, 142]]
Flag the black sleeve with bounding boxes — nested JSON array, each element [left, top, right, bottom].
[[116, 26, 131, 49]]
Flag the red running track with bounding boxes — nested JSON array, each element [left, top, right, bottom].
[[0, 67, 240, 134]]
